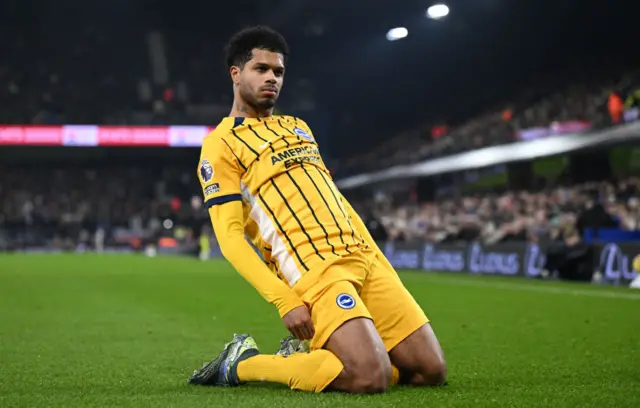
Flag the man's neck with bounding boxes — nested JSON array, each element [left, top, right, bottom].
[[229, 100, 273, 118]]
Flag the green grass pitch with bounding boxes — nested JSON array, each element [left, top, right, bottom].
[[1, 254, 639, 408]]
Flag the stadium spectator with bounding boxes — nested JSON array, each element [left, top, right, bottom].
[[608, 92, 625, 124], [624, 88, 640, 122]]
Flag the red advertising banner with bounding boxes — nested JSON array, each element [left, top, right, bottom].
[[0, 125, 215, 147]]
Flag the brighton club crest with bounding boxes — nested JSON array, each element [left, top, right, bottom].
[[293, 127, 314, 142]]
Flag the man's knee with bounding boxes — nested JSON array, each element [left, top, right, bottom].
[[389, 323, 447, 387], [411, 359, 447, 387], [324, 317, 392, 394], [346, 353, 392, 394]]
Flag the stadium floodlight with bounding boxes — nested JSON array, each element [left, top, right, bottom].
[[427, 4, 450, 20], [386, 27, 408, 41]]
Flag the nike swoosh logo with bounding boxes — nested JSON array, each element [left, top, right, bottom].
[[260, 142, 270, 149]]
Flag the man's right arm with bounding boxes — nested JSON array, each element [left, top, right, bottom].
[[208, 200, 304, 318], [198, 136, 304, 318]]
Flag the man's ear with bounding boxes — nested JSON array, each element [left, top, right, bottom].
[[230, 66, 241, 85]]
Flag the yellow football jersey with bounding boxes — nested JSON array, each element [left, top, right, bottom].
[[198, 115, 367, 286]]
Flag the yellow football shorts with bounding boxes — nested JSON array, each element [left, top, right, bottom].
[[294, 249, 429, 352]]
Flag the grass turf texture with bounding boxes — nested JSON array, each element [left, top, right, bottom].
[[0, 254, 639, 408]]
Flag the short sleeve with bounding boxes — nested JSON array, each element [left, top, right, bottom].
[[198, 137, 243, 208]]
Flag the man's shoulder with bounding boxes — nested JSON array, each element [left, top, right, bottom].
[[283, 115, 312, 131], [203, 118, 234, 145]]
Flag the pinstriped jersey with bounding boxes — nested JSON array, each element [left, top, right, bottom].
[[197, 115, 367, 286]]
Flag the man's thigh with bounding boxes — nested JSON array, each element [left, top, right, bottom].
[[296, 251, 373, 350], [359, 253, 429, 352], [305, 279, 372, 351], [297, 255, 392, 393]]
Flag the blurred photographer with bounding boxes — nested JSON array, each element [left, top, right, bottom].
[[545, 226, 593, 282]]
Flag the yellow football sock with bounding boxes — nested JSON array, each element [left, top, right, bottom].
[[391, 365, 400, 386], [237, 349, 343, 393]]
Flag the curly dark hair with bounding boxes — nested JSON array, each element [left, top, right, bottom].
[[224, 26, 289, 69]]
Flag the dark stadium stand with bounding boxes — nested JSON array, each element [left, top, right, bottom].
[[0, 25, 147, 125], [337, 70, 640, 177]]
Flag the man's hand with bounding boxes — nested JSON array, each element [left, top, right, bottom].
[[282, 305, 315, 340]]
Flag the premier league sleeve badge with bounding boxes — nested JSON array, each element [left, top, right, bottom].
[[199, 159, 214, 183]]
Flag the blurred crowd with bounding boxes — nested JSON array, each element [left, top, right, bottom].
[[361, 178, 640, 246], [0, 24, 229, 127], [3, 157, 639, 251], [0, 26, 146, 126], [0, 165, 209, 251]]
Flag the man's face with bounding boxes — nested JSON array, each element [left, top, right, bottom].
[[232, 49, 285, 110]]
